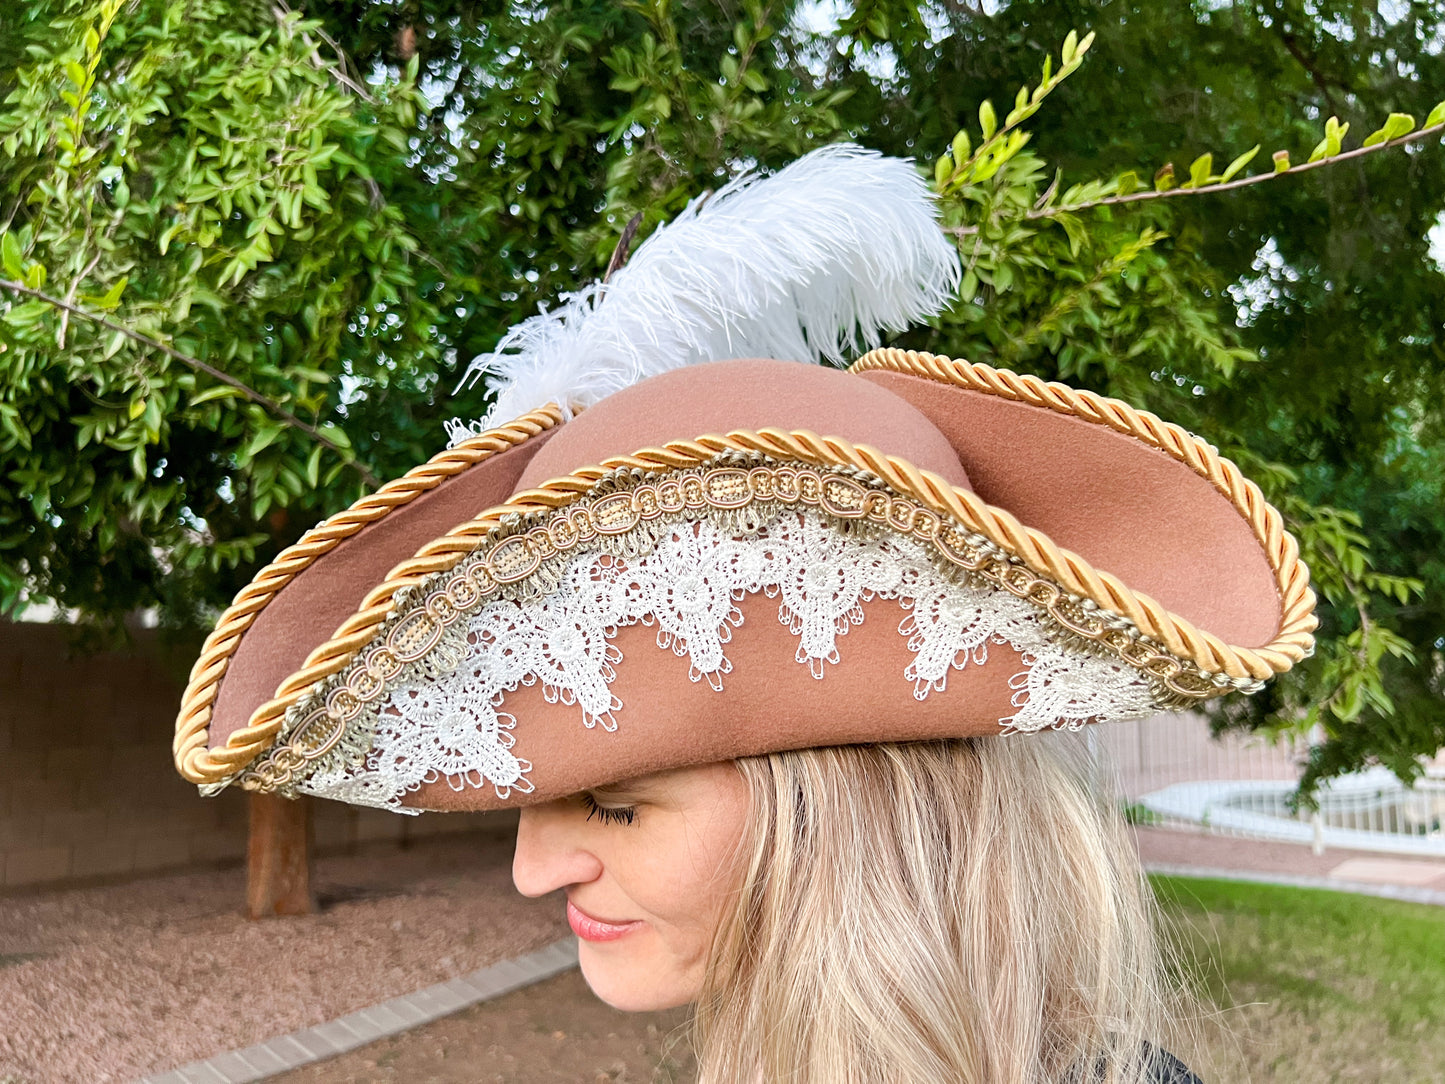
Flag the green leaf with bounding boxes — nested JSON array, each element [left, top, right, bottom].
[[1272, 150, 1291, 172], [1427, 102, 1445, 128], [1309, 116, 1349, 163], [2, 300, 48, 327], [1056, 212, 1086, 257], [979, 100, 997, 141], [128, 398, 146, 421], [1152, 163, 1175, 192], [1, 232, 23, 278], [317, 423, 352, 452], [951, 130, 970, 164], [1362, 112, 1415, 148], [1187, 153, 1213, 189], [243, 424, 284, 460], [95, 276, 127, 311], [1221, 144, 1260, 182], [1114, 170, 1139, 196], [934, 154, 954, 187], [188, 385, 243, 406], [1013, 84, 1029, 118], [1061, 30, 1078, 65]]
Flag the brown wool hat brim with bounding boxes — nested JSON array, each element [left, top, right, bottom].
[[173, 352, 1316, 807]]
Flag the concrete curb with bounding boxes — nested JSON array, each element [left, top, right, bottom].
[[135, 939, 579, 1084], [1145, 863, 1445, 906]]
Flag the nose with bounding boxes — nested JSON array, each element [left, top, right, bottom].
[[512, 800, 605, 897]]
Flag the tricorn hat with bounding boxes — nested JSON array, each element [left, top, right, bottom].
[[173, 150, 1316, 813]]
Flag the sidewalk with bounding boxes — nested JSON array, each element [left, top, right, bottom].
[[1135, 825, 1445, 904]]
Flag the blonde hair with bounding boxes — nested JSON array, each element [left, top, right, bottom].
[[691, 736, 1181, 1084]]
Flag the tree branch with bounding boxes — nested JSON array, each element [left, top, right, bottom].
[[272, 0, 378, 104], [1278, 31, 1345, 119], [0, 278, 379, 488], [945, 119, 1445, 235]]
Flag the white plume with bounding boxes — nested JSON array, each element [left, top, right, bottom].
[[447, 143, 960, 442]]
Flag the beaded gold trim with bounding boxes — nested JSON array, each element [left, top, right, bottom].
[[179, 350, 1317, 792], [221, 455, 1249, 795]]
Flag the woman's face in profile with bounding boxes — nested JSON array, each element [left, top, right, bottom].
[[511, 762, 750, 1011]]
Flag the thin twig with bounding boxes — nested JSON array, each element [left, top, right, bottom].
[[272, 0, 377, 104], [0, 278, 379, 487], [1279, 31, 1345, 120], [57, 250, 104, 350], [270, 1, 384, 209], [602, 212, 644, 284], [946, 119, 1445, 236]]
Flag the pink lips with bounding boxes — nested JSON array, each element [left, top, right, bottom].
[[567, 898, 643, 943]]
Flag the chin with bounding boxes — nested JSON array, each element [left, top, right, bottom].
[[577, 942, 697, 1012]]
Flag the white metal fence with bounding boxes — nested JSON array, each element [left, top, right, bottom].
[[1091, 713, 1445, 857]]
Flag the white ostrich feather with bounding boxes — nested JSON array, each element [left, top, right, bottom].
[[447, 143, 960, 442]]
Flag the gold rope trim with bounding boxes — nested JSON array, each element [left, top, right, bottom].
[[172, 406, 565, 784], [178, 352, 1316, 787], [238, 457, 1256, 797], [850, 347, 1317, 671]]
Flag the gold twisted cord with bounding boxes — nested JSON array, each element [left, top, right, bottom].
[[176, 353, 1316, 785], [849, 348, 1317, 663], [172, 406, 565, 782]]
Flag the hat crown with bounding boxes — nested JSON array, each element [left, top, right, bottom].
[[514, 358, 971, 493]]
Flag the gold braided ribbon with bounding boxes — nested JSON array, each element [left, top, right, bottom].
[[174, 352, 1316, 788], [172, 406, 564, 785]]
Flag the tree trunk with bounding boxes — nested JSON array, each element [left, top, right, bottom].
[[246, 793, 315, 918]]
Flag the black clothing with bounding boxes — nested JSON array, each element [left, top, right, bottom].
[[1064, 1043, 1205, 1083], [1147, 1046, 1204, 1084]]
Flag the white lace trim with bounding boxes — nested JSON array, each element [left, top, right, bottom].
[[303, 513, 1159, 811]]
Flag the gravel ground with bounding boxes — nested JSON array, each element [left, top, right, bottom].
[[274, 968, 695, 1084], [0, 831, 569, 1084]]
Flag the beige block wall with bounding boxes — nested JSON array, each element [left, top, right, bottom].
[[0, 620, 498, 890]]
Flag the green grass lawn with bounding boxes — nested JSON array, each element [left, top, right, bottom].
[[1153, 876, 1445, 1082]]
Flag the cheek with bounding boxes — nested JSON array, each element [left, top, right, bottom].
[[638, 781, 750, 938], [580, 829, 746, 1012], [585, 772, 749, 1011]]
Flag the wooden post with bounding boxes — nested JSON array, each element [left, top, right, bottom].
[[246, 792, 315, 918]]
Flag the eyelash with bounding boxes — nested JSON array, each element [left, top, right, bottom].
[[581, 792, 637, 826]]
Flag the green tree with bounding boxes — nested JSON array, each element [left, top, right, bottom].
[[841, 0, 1445, 792], [1, 0, 1441, 788]]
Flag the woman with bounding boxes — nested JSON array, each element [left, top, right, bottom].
[[173, 148, 1314, 1081], [515, 740, 1192, 1083]]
